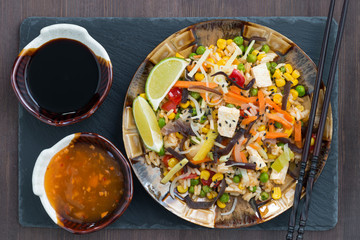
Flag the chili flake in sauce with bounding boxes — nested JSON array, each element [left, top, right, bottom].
[[44, 142, 124, 223]]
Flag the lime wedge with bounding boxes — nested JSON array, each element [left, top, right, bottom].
[[146, 57, 188, 110], [133, 96, 163, 152]]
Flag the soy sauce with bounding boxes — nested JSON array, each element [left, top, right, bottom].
[[26, 38, 100, 114]]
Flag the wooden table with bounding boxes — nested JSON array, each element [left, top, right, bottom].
[[1, 0, 358, 239]]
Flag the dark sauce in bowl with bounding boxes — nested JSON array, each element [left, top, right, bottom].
[[26, 39, 100, 114]]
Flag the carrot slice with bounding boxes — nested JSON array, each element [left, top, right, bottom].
[[266, 113, 293, 129], [174, 81, 218, 88], [294, 120, 302, 145], [240, 151, 248, 163], [265, 98, 293, 122], [241, 116, 257, 125], [233, 142, 242, 163], [258, 90, 265, 115], [224, 95, 246, 106], [256, 136, 263, 145], [268, 120, 275, 132], [249, 143, 260, 150], [226, 91, 257, 103], [265, 132, 289, 139], [191, 156, 212, 165], [229, 85, 241, 95]]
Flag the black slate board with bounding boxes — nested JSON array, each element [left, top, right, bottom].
[[18, 17, 338, 230]]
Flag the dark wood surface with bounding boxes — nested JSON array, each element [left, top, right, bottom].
[[1, 0, 358, 239]]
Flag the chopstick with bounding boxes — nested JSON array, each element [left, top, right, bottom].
[[286, 0, 336, 239], [286, 0, 349, 239], [296, 0, 349, 239]]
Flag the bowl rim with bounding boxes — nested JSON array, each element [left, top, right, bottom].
[[32, 132, 133, 234], [11, 23, 113, 126]]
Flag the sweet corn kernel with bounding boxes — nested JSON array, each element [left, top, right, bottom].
[[200, 170, 211, 180], [275, 77, 286, 87], [212, 173, 224, 182], [175, 52, 184, 59], [216, 59, 226, 66], [216, 48, 224, 57], [217, 199, 226, 208], [206, 192, 214, 200], [210, 191, 218, 199], [212, 109, 218, 120], [222, 56, 230, 61], [285, 64, 293, 73], [311, 137, 315, 146], [290, 89, 299, 100], [168, 158, 179, 168], [217, 39, 227, 50], [267, 85, 278, 93], [284, 128, 293, 137], [168, 112, 176, 120], [226, 39, 233, 45], [272, 69, 282, 79], [284, 72, 294, 82], [163, 170, 168, 176], [258, 125, 266, 132], [180, 101, 190, 109], [257, 53, 266, 61], [268, 154, 277, 159], [252, 50, 259, 56], [292, 69, 300, 79], [261, 166, 269, 173], [177, 185, 188, 194], [139, 93, 146, 99], [194, 72, 205, 81], [207, 58, 215, 64], [202, 127, 209, 134], [273, 94, 283, 105], [175, 132, 183, 139], [209, 44, 215, 49], [238, 183, 245, 190], [190, 101, 195, 108], [272, 187, 282, 200], [291, 79, 299, 86], [296, 105, 304, 112]]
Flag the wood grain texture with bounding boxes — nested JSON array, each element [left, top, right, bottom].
[[0, 0, 357, 239]]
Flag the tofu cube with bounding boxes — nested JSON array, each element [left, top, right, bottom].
[[217, 106, 240, 138], [251, 63, 272, 88]]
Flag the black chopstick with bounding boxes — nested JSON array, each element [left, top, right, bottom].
[[286, 0, 336, 239], [296, 0, 349, 239]]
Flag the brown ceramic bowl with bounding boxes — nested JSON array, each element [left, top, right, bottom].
[[32, 132, 133, 234], [11, 24, 113, 126], [122, 19, 333, 228]]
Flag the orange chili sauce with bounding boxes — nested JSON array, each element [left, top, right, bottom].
[[44, 142, 124, 223]]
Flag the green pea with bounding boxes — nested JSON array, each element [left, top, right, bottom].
[[202, 185, 211, 193], [191, 178, 200, 186], [280, 66, 286, 73], [247, 54, 257, 63], [295, 85, 306, 97], [190, 91, 201, 100], [249, 186, 257, 193], [271, 62, 277, 68], [260, 172, 269, 183], [277, 142, 285, 148], [158, 118, 166, 128], [233, 36, 244, 46], [191, 108, 197, 116], [239, 45, 245, 53], [219, 193, 230, 203], [274, 121, 282, 129], [188, 186, 195, 194], [261, 44, 270, 53], [158, 147, 165, 156], [266, 62, 271, 70], [200, 115, 207, 124], [237, 63, 245, 72], [189, 52, 196, 59], [233, 175, 241, 183], [270, 66, 276, 75], [260, 191, 269, 201], [250, 88, 258, 96], [200, 190, 206, 198], [196, 46, 206, 55], [175, 112, 180, 120], [226, 103, 235, 108]]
